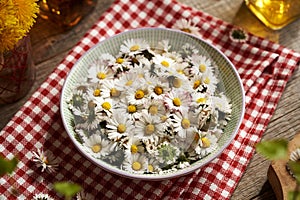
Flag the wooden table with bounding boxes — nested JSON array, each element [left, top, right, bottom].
[[1, 0, 299, 199]]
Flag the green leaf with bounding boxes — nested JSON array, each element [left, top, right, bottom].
[[288, 191, 300, 200], [255, 139, 288, 160], [287, 161, 300, 183], [0, 156, 18, 176], [53, 182, 82, 198]]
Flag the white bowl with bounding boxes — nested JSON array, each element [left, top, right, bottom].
[[60, 28, 245, 180]]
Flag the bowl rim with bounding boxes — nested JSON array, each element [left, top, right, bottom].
[[60, 27, 245, 180]]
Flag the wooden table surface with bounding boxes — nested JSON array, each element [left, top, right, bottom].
[[1, 0, 300, 199]]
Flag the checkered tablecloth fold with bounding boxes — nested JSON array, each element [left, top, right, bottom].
[[1, 0, 300, 199]]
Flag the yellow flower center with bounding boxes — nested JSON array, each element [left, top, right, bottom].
[[154, 86, 163, 95], [199, 64, 206, 73], [181, 28, 192, 33], [149, 105, 158, 115], [196, 97, 206, 104], [116, 57, 124, 64], [173, 78, 182, 88], [97, 72, 106, 80], [173, 97, 181, 107], [148, 164, 154, 172], [42, 156, 49, 164], [160, 115, 168, 122], [110, 88, 120, 97], [130, 45, 140, 51], [201, 137, 211, 148], [93, 89, 101, 96], [204, 77, 210, 84], [181, 118, 190, 129], [132, 161, 142, 171], [127, 105, 137, 113], [91, 144, 101, 153], [117, 124, 126, 133], [161, 60, 170, 67], [177, 69, 184, 74], [193, 80, 201, 89], [102, 102, 111, 110], [131, 145, 138, 154], [126, 80, 133, 86], [145, 124, 155, 135], [135, 90, 145, 99]]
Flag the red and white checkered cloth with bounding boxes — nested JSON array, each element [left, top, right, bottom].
[[1, 0, 300, 199]]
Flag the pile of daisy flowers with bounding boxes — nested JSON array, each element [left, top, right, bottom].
[[67, 37, 232, 175]]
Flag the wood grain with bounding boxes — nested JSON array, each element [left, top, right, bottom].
[[1, 0, 299, 199]]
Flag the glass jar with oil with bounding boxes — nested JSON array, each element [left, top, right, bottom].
[[245, 0, 300, 30]]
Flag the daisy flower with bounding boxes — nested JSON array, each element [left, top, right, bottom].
[[120, 38, 150, 56], [82, 133, 112, 159], [123, 136, 145, 157], [153, 54, 176, 74], [134, 54, 153, 67], [116, 101, 144, 120], [135, 113, 164, 141], [75, 100, 102, 131], [194, 132, 218, 158], [86, 83, 103, 99], [189, 54, 213, 76], [143, 138, 159, 156], [115, 70, 140, 91], [213, 93, 232, 114], [169, 73, 192, 91], [147, 158, 161, 174], [156, 141, 180, 166], [170, 111, 194, 138], [101, 79, 123, 99], [33, 193, 54, 200], [32, 148, 59, 173], [181, 43, 199, 58], [190, 92, 212, 109], [164, 90, 191, 113], [122, 153, 148, 174], [172, 19, 200, 36], [68, 88, 88, 112], [126, 83, 150, 105], [112, 55, 132, 72], [148, 77, 170, 100], [93, 97, 114, 117], [201, 70, 219, 94], [106, 112, 135, 143], [87, 59, 114, 83], [150, 39, 171, 54], [144, 99, 166, 119]]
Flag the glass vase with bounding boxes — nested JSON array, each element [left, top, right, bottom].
[[0, 36, 35, 104]]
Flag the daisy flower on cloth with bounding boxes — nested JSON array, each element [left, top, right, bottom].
[[32, 148, 59, 173], [172, 19, 200, 35]]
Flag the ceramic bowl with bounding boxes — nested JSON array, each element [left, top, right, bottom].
[[60, 28, 245, 180]]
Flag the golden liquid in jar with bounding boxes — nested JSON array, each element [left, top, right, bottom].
[[38, 0, 97, 29], [245, 0, 300, 30]]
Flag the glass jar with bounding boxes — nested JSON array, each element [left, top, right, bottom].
[[245, 0, 300, 30], [0, 36, 35, 104], [38, 0, 97, 29]]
